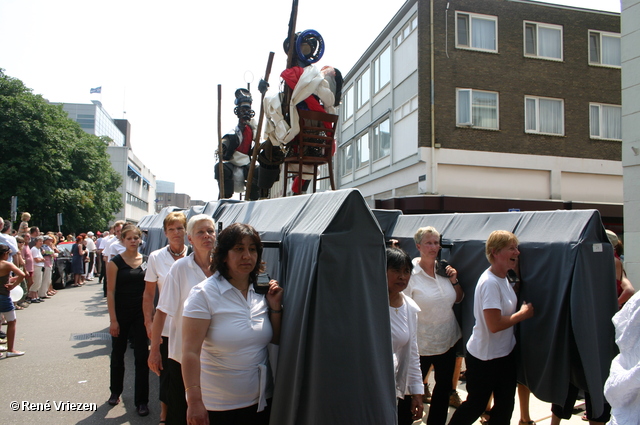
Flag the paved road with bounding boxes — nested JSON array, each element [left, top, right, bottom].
[[0, 281, 160, 424], [1, 280, 590, 425]]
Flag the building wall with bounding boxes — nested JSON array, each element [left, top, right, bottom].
[[420, 0, 621, 160], [622, 0, 640, 287], [335, 0, 623, 208]]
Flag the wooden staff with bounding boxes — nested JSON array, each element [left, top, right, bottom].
[[217, 84, 224, 199], [245, 51, 275, 200], [281, 0, 299, 123]]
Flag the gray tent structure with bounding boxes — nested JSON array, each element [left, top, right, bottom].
[[137, 190, 617, 421], [386, 209, 617, 416], [211, 190, 397, 425]]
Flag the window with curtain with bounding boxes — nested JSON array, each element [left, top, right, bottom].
[[356, 69, 370, 110], [356, 133, 370, 169], [341, 143, 353, 176], [373, 119, 391, 161], [343, 86, 354, 121], [456, 12, 498, 52], [374, 46, 391, 93], [590, 103, 622, 140], [524, 21, 563, 60], [457, 88, 499, 129], [589, 30, 621, 67], [525, 96, 564, 135]]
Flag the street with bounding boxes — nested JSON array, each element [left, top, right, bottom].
[[0, 281, 159, 424], [0, 280, 589, 425]]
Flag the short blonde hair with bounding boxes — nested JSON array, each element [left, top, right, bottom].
[[413, 226, 440, 245], [485, 230, 519, 263], [121, 223, 142, 239], [164, 212, 187, 231]]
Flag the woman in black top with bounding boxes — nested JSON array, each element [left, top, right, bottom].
[[106, 224, 150, 416]]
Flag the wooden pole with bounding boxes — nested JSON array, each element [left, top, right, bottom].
[[245, 51, 275, 200], [281, 0, 299, 122], [217, 84, 224, 199]]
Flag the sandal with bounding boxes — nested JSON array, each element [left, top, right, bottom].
[[14, 305, 24, 310], [520, 421, 536, 425]]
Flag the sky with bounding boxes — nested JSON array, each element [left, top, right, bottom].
[[0, 0, 622, 202]]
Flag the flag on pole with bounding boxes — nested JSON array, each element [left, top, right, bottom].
[[90, 86, 102, 94]]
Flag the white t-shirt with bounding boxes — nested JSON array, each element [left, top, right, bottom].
[[31, 246, 45, 267], [85, 238, 96, 253], [101, 236, 116, 257], [183, 271, 273, 411], [104, 241, 125, 261], [156, 253, 208, 363], [144, 246, 177, 337], [404, 259, 461, 356], [466, 268, 518, 361]]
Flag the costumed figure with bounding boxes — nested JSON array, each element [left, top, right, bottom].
[[215, 89, 262, 200], [262, 30, 343, 195]]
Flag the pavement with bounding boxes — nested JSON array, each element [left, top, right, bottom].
[[0, 280, 160, 424], [1, 280, 590, 425]]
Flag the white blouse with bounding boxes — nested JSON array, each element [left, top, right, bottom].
[[404, 259, 461, 356]]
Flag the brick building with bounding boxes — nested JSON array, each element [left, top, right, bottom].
[[336, 0, 622, 225]]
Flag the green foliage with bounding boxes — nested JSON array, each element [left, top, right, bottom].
[[0, 69, 123, 233]]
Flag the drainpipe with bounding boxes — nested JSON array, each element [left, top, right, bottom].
[[430, 0, 437, 194]]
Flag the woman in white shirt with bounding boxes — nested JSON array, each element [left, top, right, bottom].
[[404, 226, 463, 425], [448, 230, 534, 425], [182, 223, 283, 425], [387, 247, 424, 425]]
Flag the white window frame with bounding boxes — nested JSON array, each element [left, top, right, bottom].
[[524, 96, 565, 136], [455, 11, 498, 53], [373, 45, 391, 93], [372, 118, 391, 161], [356, 133, 370, 169], [343, 86, 354, 121], [589, 30, 621, 68], [590, 103, 622, 141], [456, 88, 499, 130], [523, 21, 563, 61], [341, 142, 353, 176], [395, 15, 418, 48], [356, 68, 370, 110]]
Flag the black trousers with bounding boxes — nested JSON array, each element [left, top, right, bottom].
[[420, 345, 457, 425], [448, 351, 516, 425], [551, 384, 611, 423], [110, 310, 149, 407], [166, 358, 188, 425], [207, 401, 271, 425]]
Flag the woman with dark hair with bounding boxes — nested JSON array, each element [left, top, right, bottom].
[[106, 224, 150, 416], [386, 247, 424, 424], [71, 235, 86, 287], [182, 223, 283, 425]]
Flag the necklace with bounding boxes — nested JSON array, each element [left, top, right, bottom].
[[168, 245, 187, 257]]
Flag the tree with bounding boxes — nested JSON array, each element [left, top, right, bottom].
[[0, 69, 122, 233]]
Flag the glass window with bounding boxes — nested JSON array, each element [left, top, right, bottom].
[[372, 119, 391, 161], [395, 15, 418, 48], [525, 96, 564, 135], [341, 143, 353, 176], [356, 133, 369, 169], [524, 22, 563, 60], [343, 86, 354, 120], [590, 103, 621, 140], [589, 31, 621, 67], [456, 12, 497, 52], [356, 69, 370, 109], [456, 89, 499, 129], [374, 46, 391, 93]]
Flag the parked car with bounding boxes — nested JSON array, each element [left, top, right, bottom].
[[52, 241, 75, 289]]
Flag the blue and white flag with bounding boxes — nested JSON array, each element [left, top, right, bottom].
[[90, 86, 102, 94]]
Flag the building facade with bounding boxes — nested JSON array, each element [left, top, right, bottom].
[[336, 0, 622, 224], [622, 0, 640, 287], [55, 100, 156, 224]]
